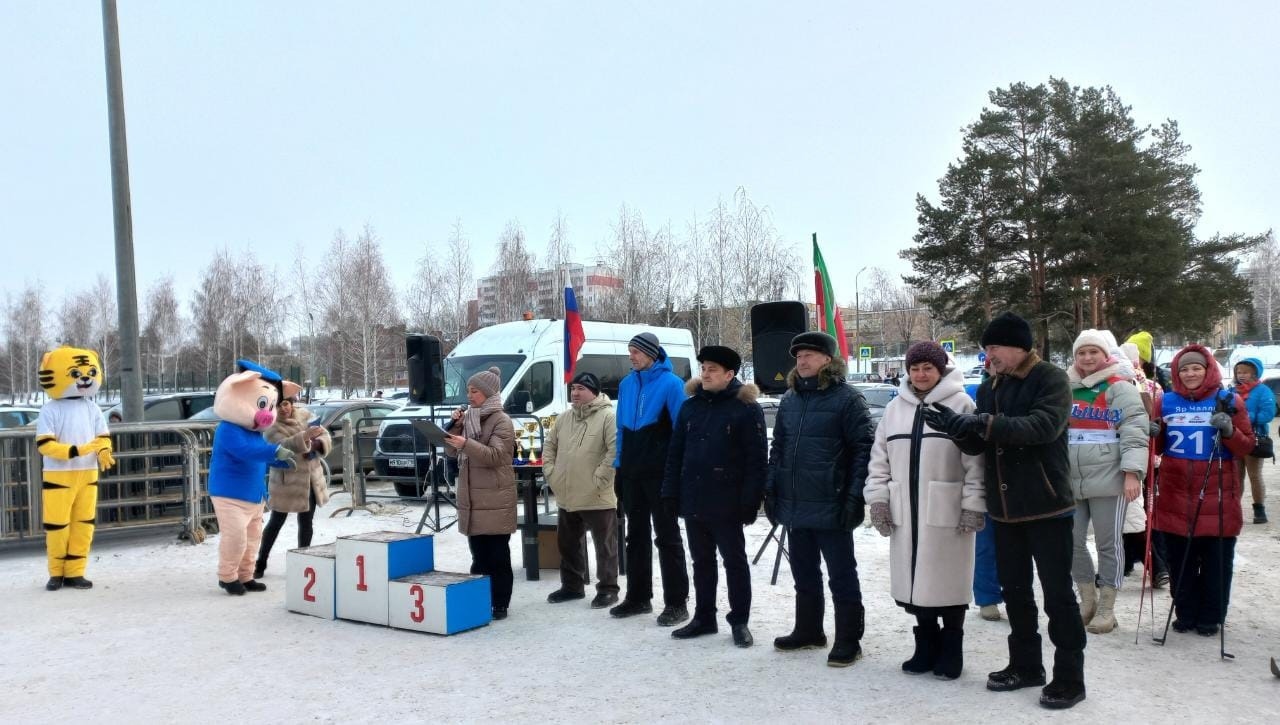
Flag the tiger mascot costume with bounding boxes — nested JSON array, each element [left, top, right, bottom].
[[36, 346, 115, 590]]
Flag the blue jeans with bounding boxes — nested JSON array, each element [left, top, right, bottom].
[[787, 528, 862, 605], [973, 513, 1002, 606]]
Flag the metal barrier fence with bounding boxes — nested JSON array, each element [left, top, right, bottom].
[[0, 421, 219, 547]]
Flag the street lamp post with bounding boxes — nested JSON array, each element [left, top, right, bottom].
[[854, 266, 868, 373]]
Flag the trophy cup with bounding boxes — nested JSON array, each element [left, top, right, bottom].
[[522, 420, 541, 465]]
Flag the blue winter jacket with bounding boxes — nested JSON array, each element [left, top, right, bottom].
[[208, 421, 284, 503], [614, 350, 688, 475], [1232, 357, 1275, 438]]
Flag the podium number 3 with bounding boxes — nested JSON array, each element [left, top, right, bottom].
[[355, 554, 368, 591], [303, 567, 317, 602], [410, 584, 425, 623]]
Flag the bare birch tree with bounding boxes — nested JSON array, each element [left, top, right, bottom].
[[142, 276, 182, 390], [491, 219, 536, 323], [440, 219, 474, 349]]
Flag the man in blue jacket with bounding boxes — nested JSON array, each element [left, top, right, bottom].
[[611, 332, 691, 626], [662, 345, 766, 647], [1231, 357, 1275, 523]]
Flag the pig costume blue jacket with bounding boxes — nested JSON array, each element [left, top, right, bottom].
[[208, 360, 288, 504]]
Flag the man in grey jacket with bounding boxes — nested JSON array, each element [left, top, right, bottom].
[[543, 372, 620, 609]]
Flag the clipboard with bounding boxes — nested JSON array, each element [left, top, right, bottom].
[[410, 418, 452, 446]]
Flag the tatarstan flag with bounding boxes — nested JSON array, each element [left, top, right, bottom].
[[813, 233, 850, 359]]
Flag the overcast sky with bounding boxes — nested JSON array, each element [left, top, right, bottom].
[[2, 1, 1276, 315]]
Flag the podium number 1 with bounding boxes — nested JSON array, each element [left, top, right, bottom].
[[355, 554, 368, 591], [410, 584, 425, 623], [303, 567, 317, 602]]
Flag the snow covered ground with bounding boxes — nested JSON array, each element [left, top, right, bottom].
[[3, 481, 1279, 724]]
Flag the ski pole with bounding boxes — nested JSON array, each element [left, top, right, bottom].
[[1216, 438, 1233, 660]]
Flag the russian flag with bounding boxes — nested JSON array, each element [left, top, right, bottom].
[[564, 286, 585, 382]]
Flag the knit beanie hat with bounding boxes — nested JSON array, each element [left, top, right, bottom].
[[904, 341, 949, 374], [628, 332, 662, 361], [467, 366, 502, 397], [980, 312, 1034, 351], [570, 371, 600, 395], [1125, 331, 1154, 364], [1072, 328, 1118, 357], [1176, 351, 1208, 371]]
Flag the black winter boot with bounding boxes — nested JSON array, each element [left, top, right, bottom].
[[902, 614, 939, 674], [219, 580, 247, 596], [1039, 679, 1086, 709], [46, 576, 64, 591], [63, 576, 93, 590], [933, 611, 965, 680], [774, 594, 827, 651], [827, 602, 864, 667], [1254, 504, 1268, 524]]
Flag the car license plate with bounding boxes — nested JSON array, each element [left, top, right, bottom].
[[389, 458, 414, 469]]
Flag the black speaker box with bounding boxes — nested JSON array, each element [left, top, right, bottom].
[[750, 301, 809, 394], [406, 334, 444, 405]]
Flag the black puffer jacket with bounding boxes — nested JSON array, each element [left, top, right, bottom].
[[662, 378, 767, 522], [766, 358, 874, 530], [955, 352, 1073, 522]]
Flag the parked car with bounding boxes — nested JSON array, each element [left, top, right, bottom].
[[105, 392, 216, 423], [846, 372, 878, 384], [0, 405, 40, 429], [192, 399, 398, 479], [853, 383, 898, 430]]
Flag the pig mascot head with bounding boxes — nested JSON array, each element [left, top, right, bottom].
[[214, 359, 285, 432]]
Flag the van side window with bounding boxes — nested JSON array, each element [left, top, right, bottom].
[[574, 354, 629, 399], [508, 361, 555, 412], [669, 357, 691, 380]]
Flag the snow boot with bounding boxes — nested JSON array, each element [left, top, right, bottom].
[[1076, 581, 1098, 626], [731, 624, 754, 648], [826, 602, 863, 667], [902, 615, 939, 674], [64, 576, 93, 590], [657, 604, 689, 627], [219, 580, 247, 596], [242, 580, 267, 592], [933, 612, 965, 680], [774, 594, 827, 651], [1254, 504, 1268, 524], [1039, 679, 1086, 709], [979, 604, 1002, 621], [1086, 586, 1118, 634], [45, 576, 64, 591]]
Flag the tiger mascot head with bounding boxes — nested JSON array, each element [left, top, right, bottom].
[[39, 347, 104, 400]]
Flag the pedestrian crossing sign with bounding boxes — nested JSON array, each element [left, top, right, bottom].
[[940, 340, 955, 353]]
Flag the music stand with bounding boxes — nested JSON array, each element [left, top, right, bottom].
[[414, 406, 458, 534], [752, 523, 789, 586]]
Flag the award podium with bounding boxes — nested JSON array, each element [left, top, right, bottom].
[[288, 531, 490, 635]]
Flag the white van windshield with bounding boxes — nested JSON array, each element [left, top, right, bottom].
[[443, 355, 526, 404]]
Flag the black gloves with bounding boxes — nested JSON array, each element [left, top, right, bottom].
[[921, 402, 987, 439], [662, 498, 680, 519], [839, 496, 865, 530]]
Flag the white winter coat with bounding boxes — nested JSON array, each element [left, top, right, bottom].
[[864, 366, 986, 608]]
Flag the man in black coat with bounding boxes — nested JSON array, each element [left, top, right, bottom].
[[661, 345, 766, 648], [923, 311, 1087, 710], [765, 331, 874, 667]]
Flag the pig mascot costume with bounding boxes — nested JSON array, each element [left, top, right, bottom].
[[208, 360, 304, 595], [36, 346, 115, 590]]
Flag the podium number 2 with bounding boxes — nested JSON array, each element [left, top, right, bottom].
[[410, 584, 425, 623], [303, 567, 317, 602], [355, 554, 368, 591]]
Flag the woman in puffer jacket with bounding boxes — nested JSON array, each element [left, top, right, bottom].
[[1065, 330, 1149, 635], [255, 384, 331, 578], [1154, 344, 1254, 637], [865, 342, 985, 680]]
